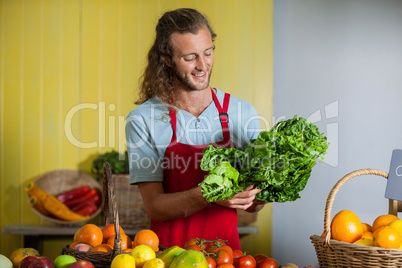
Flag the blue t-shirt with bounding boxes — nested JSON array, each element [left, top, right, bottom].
[[125, 88, 260, 184]]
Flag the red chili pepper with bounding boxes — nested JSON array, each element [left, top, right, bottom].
[[71, 194, 101, 212], [56, 185, 91, 203], [76, 204, 98, 216], [63, 188, 98, 208]]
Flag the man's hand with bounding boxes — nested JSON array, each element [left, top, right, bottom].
[[215, 185, 263, 211]]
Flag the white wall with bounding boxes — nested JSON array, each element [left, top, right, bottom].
[[272, 0, 402, 267]]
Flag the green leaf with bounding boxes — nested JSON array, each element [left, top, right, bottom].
[[199, 115, 330, 203]]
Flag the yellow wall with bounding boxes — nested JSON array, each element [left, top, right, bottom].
[[0, 0, 273, 260]]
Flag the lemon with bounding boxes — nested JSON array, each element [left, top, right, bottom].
[[143, 258, 165, 268], [354, 238, 373, 246], [111, 253, 136, 268], [388, 219, 402, 236], [131, 245, 156, 268]]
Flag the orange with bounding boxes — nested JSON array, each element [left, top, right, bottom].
[[91, 244, 113, 252], [372, 214, 399, 233], [102, 223, 125, 244], [362, 231, 374, 240], [361, 223, 372, 233], [373, 226, 401, 248], [107, 233, 132, 250], [320, 231, 330, 238], [133, 229, 159, 252], [123, 248, 134, 253], [331, 210, 363, 243], [74, 224, 103, 247]]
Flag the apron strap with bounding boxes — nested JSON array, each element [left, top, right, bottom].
[[169, 108, 177, 142], [169, 89, 231, 143], [211, 88, 231, 141]]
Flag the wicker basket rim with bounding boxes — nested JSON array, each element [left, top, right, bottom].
[[321, 168, 389, 246]]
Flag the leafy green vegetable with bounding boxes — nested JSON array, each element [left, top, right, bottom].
[[199, 161, 240, 202], [199, 115, 329, 203]]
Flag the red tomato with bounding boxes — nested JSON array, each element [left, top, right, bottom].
[[215, 238, 227, 245], [259, 258, 279, 268], [217, 264, 235, 268], [186, 245, 206, 256], [208, 245, 234, 255], [207, 256, 217, 268], [253, 254, 268, 267], [232, 249, 244, 258], [234, 255, 256, 268], [184, 237, 207, 249], [186, 244, 203, 251], [215, 249, 234, 265]]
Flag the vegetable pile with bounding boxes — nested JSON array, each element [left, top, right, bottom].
[[25, 181, 101, 221], [199, 115, 330, 203]]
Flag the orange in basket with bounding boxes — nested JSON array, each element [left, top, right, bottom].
[[74, 224, 103, 247], [102, 223, 125, 244], [373, 226, 401, 249], [107, 233, 132, 250], [331, 209, 363, 243], [361, 223, 372, 233], [91, 244, 113, 252], [372, 214, 399, 233]]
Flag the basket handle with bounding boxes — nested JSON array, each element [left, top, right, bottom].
[[102, 162, 122, 256], [323, 168, 388, 245]]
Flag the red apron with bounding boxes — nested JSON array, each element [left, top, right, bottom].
[[150, 89, 241, 249]]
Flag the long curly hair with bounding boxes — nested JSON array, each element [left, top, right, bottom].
[[135, 8, 217, 105]]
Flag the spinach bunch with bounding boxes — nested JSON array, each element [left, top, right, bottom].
[[199, 115, 329, 203]]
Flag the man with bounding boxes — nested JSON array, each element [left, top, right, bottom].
[[126, 8, 266, 249]]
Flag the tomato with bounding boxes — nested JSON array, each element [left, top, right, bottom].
[[215, 249, 234, 265], [186, 245, 206, 256], [234, 255, 256, 268], [232, 249, 243, 258], [215, 238, 227, 245], [207, 244, 234, 255], [259, 258, 279, 268], [253, 254, 268, 267], [217, 264, 235, 268], [206, 256, 217, 268], [184, 237, 207, 249]]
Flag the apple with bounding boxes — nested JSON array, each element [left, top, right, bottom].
[[54, 255, 76, 268], [28, 257, 55, 268], [19, 256, 38, 268], [68, 260, 95, 268], [73, 243, 93, 252]]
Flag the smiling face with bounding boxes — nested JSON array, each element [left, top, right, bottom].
[[169, 26, 214, 92]]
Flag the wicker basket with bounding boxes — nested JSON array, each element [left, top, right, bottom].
[[237, 209, 257, 226], [310, 168, 402, 268], [113, 174, 150, 229], [28, 169, 102, 226], [61, 163, 127, 268]]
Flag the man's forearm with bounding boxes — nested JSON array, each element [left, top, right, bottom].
[[139, 183, 209, 221]]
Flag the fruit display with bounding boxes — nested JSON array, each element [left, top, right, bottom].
[[25, 181, 102, 221], [3, 223, 293, 268], [324, 210, 402, 249]]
